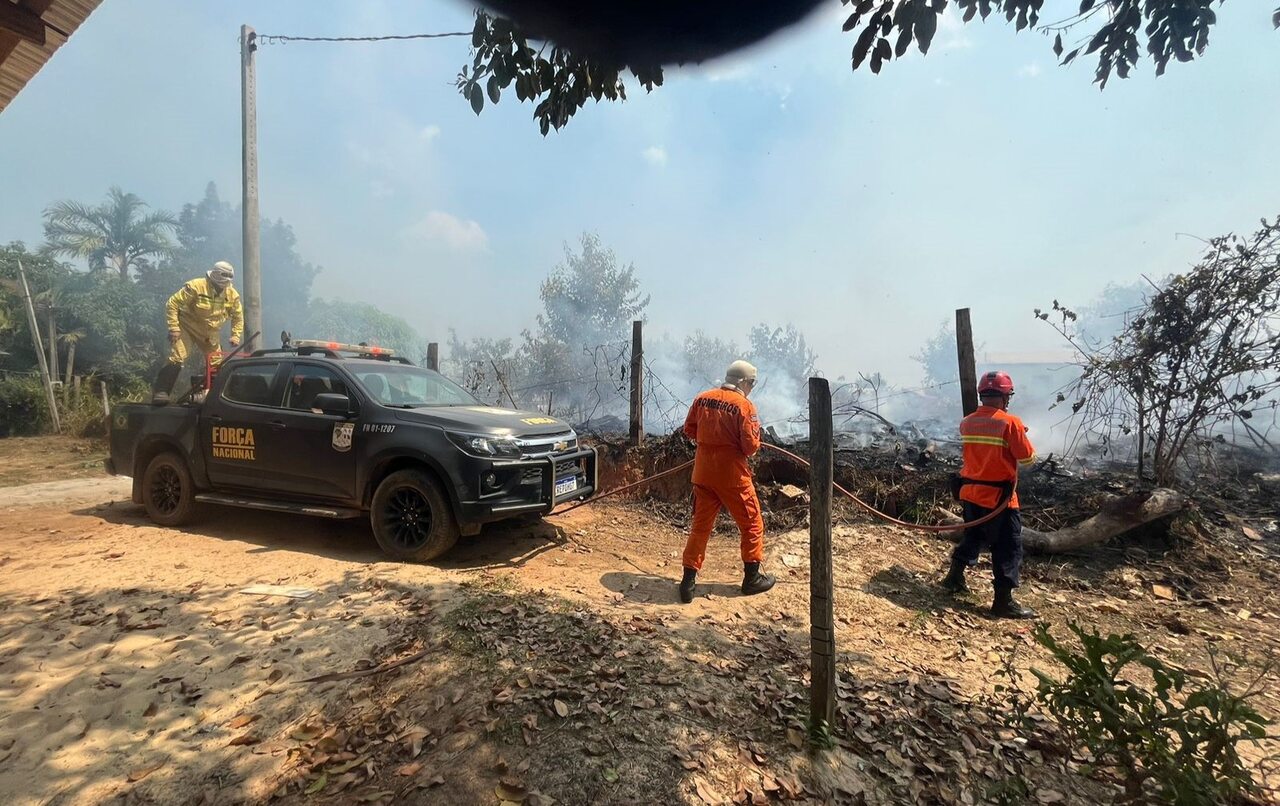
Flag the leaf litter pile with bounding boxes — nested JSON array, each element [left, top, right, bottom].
[[263, 581, 1112, 805]]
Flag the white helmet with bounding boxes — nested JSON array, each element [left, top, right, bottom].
[[725, 360, 758, 385]]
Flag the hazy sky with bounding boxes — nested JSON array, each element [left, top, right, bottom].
[[2, 1, 1277, 386]]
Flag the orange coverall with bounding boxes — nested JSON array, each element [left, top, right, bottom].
[[681, 386, 765, 571], [958, 405, 1036, 509]]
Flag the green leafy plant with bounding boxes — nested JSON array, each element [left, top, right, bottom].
[[462, 2, 1278, 133], [0, 376, 49, 436], [1031, 622, 1272, 804], [807, 716, 837, 751]]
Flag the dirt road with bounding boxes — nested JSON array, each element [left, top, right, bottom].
[[0, 474, 1276, 805]]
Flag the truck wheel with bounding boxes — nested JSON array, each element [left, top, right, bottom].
[[142, 452, 196, 527], [370, 470, 460, 561]]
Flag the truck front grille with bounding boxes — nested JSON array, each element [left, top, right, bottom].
[[516, 432, 578, 459]]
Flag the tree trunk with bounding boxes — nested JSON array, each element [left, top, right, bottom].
[[1020, 489, 1185, 553], [47, 307, 58, 388], [935, 489, 1186, 554], [62, 342, 76, 406], [64, 341, 76, 387]]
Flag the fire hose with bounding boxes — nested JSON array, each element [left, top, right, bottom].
[[550, 442, 1011, 532]]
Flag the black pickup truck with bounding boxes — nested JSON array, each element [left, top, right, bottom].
[[106, 340, 597, 561]]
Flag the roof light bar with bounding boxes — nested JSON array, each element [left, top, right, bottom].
[[291, 339, 395, 356]]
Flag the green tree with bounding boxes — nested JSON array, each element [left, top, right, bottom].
[[42, 187, 176, 279], [911, 320, 959, 388], [747, 323, 816, 393], [172, 182, 319, 341], [1038, 215, 1280, 484], [462, 2, 1278, 133], [444, 330, 524, 404], [1, 242, 166, 390], [302, 299, 426, 360], [681, 329, 740, 389], [445, 234, 647, 419], [537, 233, 649, 349], [0, 243, 72, 370]]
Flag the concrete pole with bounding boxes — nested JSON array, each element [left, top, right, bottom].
[[241, 25, 263, 352], [16, 260, 60, 433]]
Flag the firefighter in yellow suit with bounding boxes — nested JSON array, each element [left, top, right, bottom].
[[152, 261, 244, 404]]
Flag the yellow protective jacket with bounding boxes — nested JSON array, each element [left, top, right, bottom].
[[166, 276, 244, 343]]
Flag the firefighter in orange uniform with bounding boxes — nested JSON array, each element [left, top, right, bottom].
[[941, 371, 1038, 619], [678, 360, 775, 604]]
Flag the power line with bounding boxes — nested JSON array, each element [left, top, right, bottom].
[[257, 32, 470, 46]]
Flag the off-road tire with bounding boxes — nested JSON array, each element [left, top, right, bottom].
[[370, 470, 460, 562], [141, 452, 196, 527]]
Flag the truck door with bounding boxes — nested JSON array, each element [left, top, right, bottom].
[[264, 362, 359, 501], [203, 361, 286, 489]]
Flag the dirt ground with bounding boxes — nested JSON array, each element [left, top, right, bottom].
[[0, 458, 1278, 804], [0, 436, 108, 487]]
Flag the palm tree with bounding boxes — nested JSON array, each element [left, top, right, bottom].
[[43, 187, 177, 279]]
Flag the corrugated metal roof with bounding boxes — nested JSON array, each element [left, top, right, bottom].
[[0, 0, 104, 114]]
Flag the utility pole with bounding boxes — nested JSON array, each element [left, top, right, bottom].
[[629, 320, 643, 447], [241, 24, 263, 352], [808, 376, 835, 735], [955, 307, 978, 417], [17, 260, 61, 433]]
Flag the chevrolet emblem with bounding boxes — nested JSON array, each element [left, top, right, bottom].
[[553, 441, 568, 452]]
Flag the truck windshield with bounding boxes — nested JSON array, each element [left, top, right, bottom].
[[350, 365, 480, 407]]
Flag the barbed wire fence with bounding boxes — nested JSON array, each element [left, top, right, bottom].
[[440, 331, 980, 444]]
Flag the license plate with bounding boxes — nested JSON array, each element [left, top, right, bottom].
[[554, 476, 578, 497]]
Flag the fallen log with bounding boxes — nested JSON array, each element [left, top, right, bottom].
[[933, 488, 1187, 554]]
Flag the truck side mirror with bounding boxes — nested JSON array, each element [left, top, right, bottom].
[[311, 393, 354, 417]]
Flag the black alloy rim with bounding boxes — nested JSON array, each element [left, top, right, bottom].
[[383, 487, 434, 549], [149, 464, 183, 514]]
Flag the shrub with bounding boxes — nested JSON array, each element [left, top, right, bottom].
[[1032, 622, 1271, 804], [0, 376, 49, 436]]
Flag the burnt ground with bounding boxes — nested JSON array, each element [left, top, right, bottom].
[[0, 436, 1277, 805]]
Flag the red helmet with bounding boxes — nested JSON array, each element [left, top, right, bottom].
[[978, 371, 1015, 397]]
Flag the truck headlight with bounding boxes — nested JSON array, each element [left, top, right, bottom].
[[447, 432, 522, 459]]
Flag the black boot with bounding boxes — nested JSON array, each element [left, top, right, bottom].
[[991, 588, 1038, 620], [152, 364, 181, 405], [678, 568, 697, 604], [741, 562, 776, 596], [941, 560, 969, 594]]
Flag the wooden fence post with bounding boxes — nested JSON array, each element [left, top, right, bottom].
[[629, 320, 643, 446], [426, 342, 439, 372], [808, 376, 836, 736], [955, 308, 978, 417]]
